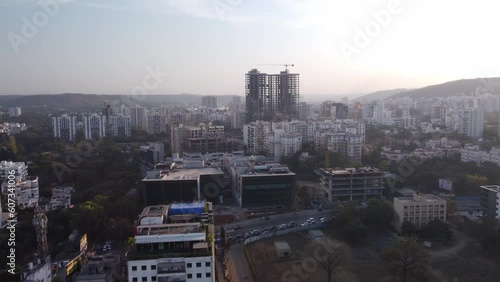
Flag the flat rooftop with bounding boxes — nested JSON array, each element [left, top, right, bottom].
[[226, 157, 295, 176], [143, 167, 222, 181], [317, 167, 383, 176], [140, 205, 168, 217], [136, 223, 201, 236], [274, 241, 292, 251], [395, 193, 445, 203]]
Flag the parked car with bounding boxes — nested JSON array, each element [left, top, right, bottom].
[[234, 225, 241, 230]]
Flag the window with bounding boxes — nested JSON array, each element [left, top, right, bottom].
[[151, 265, 156, 270], [132, 266, 137, 271], [152, 277, 157, 282], [142, 266, 147, 271], [187, 274, 192, 279], [197, 273, 202, 278], [196, 262, 202, 267], [132, 278, 138, 282], [187, 263, 192, 268], [205, 262, 211, 267], [142, 277, 147, 282], [206, 272, 212, 277]]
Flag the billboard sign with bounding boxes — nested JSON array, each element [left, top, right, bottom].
[[80, 234, 87, 253], [66, 258, 78, 276], [439, 178, 453, 192]]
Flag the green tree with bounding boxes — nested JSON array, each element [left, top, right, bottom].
[[400, 221, 416, 238], [362, 199, 394, 228], [383, 237, 429, 282]]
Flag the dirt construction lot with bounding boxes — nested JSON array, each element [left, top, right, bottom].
[[245, 227, 500, 282], [245, 231, 385, 282]]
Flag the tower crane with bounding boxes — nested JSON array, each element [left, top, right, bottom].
[[258, 64, 295, 70]]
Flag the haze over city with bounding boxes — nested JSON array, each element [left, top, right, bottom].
[[1, 0, 499, 97]]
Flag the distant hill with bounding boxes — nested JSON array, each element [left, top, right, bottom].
[[353, 89, 410, 102], [0, 93, 242, 111], [389, 77, 500, 99]]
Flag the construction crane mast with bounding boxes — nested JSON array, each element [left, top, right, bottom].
[[258, 64, 295, 70]]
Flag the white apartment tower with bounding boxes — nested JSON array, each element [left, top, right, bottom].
[[83, 114, 106, 140], [109, 115, 131, 137], [457, 107, 484, 138], [147, 113, 168, 134], [130, 107, 148, 130], [52, 115, 77, 141]]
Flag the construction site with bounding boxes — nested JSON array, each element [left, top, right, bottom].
[[245, 65, 300, 122]]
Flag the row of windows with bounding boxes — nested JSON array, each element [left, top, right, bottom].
[[404, 205, 445, 209], [187, 272, 211, 279], [131, 262, 210, 272], [187, 262, 211, 268], [132, 277, 155, 282], [131, 272, 212, 282], [131, 265, 156, 271]]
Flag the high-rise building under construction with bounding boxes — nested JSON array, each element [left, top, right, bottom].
[[245, 68, 300, 122]]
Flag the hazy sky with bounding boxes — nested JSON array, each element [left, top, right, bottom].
[[1, 0, 499, 97]]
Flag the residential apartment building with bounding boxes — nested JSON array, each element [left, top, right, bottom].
[[457, 107, 484, 137], [108, 115, 131, 137], [1, 176, 39, 209], [461, 145, 500, 166], [243, 121, 271, 154], [8, 107, 22, 117], [130, 107, 148, 130], [127, 202, 215, 282], [52, 114, 77, 141], [393, 193, 447, 232], [48, 186, 74, 210], [315, 167, 385, 202], [147, 112, 167, 134], [202, 96, 217, 108], [0, 161, 28, 181], [83, 114, 106, 140], [245, 68, 300, 122]]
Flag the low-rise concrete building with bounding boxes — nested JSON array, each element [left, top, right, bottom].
[[274, 241, 293, 258], [479, 185, 500, 223], [309, 230, 325, 241], [393, 193, 447, 232], [315, 167, 385, 202]]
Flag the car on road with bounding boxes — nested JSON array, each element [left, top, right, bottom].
[[288, 221, 297, 228], [234, 225, 242, 230], [265, 216, 270, 220], [301, 222, 309, 227]]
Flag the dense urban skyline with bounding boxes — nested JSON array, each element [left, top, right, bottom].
[[1, 0, 499, 96]]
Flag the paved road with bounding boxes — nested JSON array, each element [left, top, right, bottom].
[[227, 243, 253, 282], [225, 209, 333, 236]]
